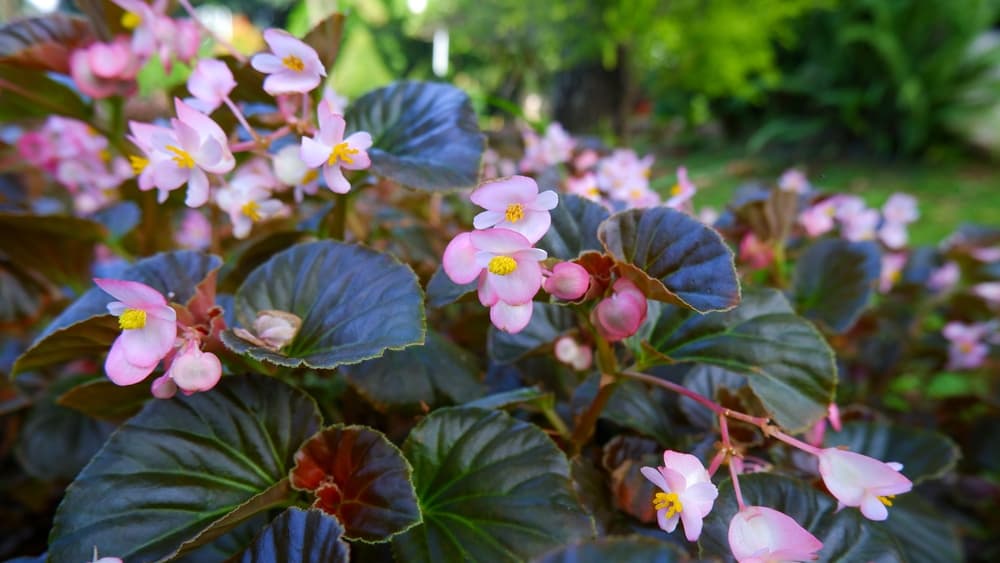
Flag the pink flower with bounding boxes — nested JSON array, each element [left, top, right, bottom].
[[728, 506, 823, 562], [879, 253, 907, 294], [779, 169, 812, 194], [489, 301, 534, 333], [739, 233, 775, 270], [798, 200, 837, 237], [927, 261, 960, 292], [565, 173, 603, 202], [805, 403, 842, 447], [573, 149, 599, 172], [970, 246, 1000, 262], [471, 175, 558, 244], [94, 278, 178, 386], [251, 29, 326, 95], [173, 18, 201, 64], [215, 163, 286, 239], [639, 450, 719, 541], [166, 339, 222, 394], [816, 448, 912, 521], [69, 38, 140, 99], [543, 262, 590, 300], [300, 100, 372, 193], [878, 222, 909, 249], [554, 335, 592, 370], [972, 282, 1000, 306], [882, 193, 918, 224], [273, 144, 319, 202], [943, 322, 990, 370], [519, 122, 574, 171], [699, 206, 720, 226], [186, 58, 236, 112], [592, 278, 647, 342], [175, 210, 212, 250], [839, 207, 879, 242], [665, 166, 696, 209]]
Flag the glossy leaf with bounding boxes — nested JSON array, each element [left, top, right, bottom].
[[488, 302, 576, 364], [638, 289, 836, 432], [598, 207, 740, 312], [13, 251, 222, 375], [699, 473, 904, 562], [791, 239, 880, 333], [823, 420, 959, 484], [346, 81, 485, 191], [0, 262, 49, 326], [392, 407, 594, 562], [48, 375, 322, 562], [0, 14, 95, 73], [218, 230, 314, 293], [56, 377, 151, 421], [342, 330, 484, 412], [290, 425, 421, 541], [537, 194, 610, 260], [0, 212, 107, 286], [240, 508, 349, 563], [535, 536, 686, 563], [881, 494, 963, 563], [222, 241, 425, 369], [426, 265, 476, 308]]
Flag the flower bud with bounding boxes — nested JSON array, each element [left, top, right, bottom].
[[167, 340, 222, 393], [254, 310, 302, 350], [592, 278, 647, 342], [543, 262, 591, 300], [728, 506, 823, 562], [554, 336, 592, 371], [151, 373, 177, 399], [70, 38, 140, 99], [816, 448, 912, 521]]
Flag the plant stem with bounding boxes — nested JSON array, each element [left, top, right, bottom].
[[223, 96, 261, 143], [730, 458, 747, 511], [570, 332, 618, 453], [619, 369, 770, 428], [767, 427, 823, 456]]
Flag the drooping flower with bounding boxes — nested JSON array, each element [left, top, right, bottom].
[[640, 450, 719, 541], [69, 38, 140, 99], [554, 335, 593, 371], [543, 262, 591, 301], [942, 321, 990, 370], [165, 338, 222, 394], [816, 448, 912, 520], [592, 278, 647, 342], [186, 58, 236, 113], [664, 166, 696, 209], [489, 301, 534, 333], [94, 278, 177, 386], [728, 505, 823, 562], [471, 175, 558, 244], [300, 100, 372, 193], [251, 29, 326, 95]]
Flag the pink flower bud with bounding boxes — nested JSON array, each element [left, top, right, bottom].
[[187, 58, 236, 112], [592, 278, 647, 342], [151, 373, 177, 399], [554, 335, 593, 371], [739, 233, 774, 270], [167, 340, 222, 394], [543, 262, 590, 300], [728, 506, 823, 562], [70, 38, 140, 99], [254, 310, 302, 350]]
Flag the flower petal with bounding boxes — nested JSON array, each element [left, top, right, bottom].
[[185, 167, 210, 208], [473, 210, 504, 230], [487, 257, 541, 304], [442, 232, 482, 284], [489, 301, 533, 333], [529, 189, 559, 210], [118, 315, 177, 366], [470, 175, 539, 210], [499, 208, 551, 244], [105, 337, 156, 385], [301, 136, 332, 168], [323, 164, 350, 194], [469, 228, 533, 254], [94, 278, 168, 308], [318, 103, 346, 144], [250, 52, 283, 74], [640, 466, 670, 492]]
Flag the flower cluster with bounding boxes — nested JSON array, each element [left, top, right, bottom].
[[799, 192, 919, 249]]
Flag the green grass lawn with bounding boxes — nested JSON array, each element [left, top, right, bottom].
[[675, 149, 1000, 245]]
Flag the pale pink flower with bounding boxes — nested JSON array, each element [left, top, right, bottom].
[[251, 29, 326, 95], [927, 261, 960, 292], [519, 123, 574, 172], [543, 262, 590, 300], [112, 0, 179, 69], [779, 169, 812, 194], [597, 149, 653, 195], [300, 100, 372, 193], [321, 85, 349, 114], [69, 38, 140, 99], [882, 193, 919, 225], [878, 222, 909, 249], [972, 282, 1000, 306], [640, 450, 719, 541], [151, 373, 177, 399], [186, 58, 236, 113], [739, 233, 774, 270], [879, 253, 907, 293], [943, 322, 990, 370], [273, 144, 319, 202], [565, 173, 603, 202], [471, 175, 558, 243], [699, 206, 720, 226], [94, 278, 178, 386], [838, 206, 880, 242], [816, 448, 912, 521], [166, 339, 222, 394], [173, 19, 201, 64], [970, 246, 1000, 262], [573, 149, 599, 172], [805, 403, 842, 447], [554, 335, 592, 371], [489, 301, 534, 334], [664, 166, 696, 209], [798, 200, 837, 237], [175, 210, 212, 250], [442, 229, 547, 307], [592, 278, 647, 342], [728, 505, 823, 562], [215, 164, 286, 239], [617, 183, 661, 209]]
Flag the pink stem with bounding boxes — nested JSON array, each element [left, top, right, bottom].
[[620, 370, 770, 427], [769, 427, 823, 456], [176, 0, 248, 64], [223, 96, 260, 142], [707, 448, 727, 477], [729, 458, 746, 511]]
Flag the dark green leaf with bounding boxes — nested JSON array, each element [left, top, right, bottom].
[[240, 508, 349, 563], [791, 239, 880, 333], [464, 387, 552, 410], [302, 13, 345, 72], [823, 420, 960, 484], [0, 64, 91, 122], [342, 331, 484, 412], [218, 230, 314, 293], [598, 207, 740, 312], [0, 14, 94, 73], [699, 474, 904, 562], [0, 212, 107, 286], [13, 251, 222, 375], [534, 536, 687, 562], [56, 377, 151, 421], [290, 426, 420, 541], [488, 302, 576, 364], [639, 289, 836, 432], [538, 194, 610, 260], [426, 265, 475, 308], [0, 261, 49, 326], [346, 81, 485, 191], [392, 407, 594, 562], [48, 375, 322, 562], [222, 241, 425, 369], [881, 494, 962, 563]]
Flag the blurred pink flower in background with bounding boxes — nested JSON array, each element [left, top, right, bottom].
[[739, 233, 775, 270], [798, 199, 837, 237], [565, 173, 602, 201], [664, 166, 696, 209], [520, 123, 574, 172], [554, 335, 593, 371], [186, 58, 236, 112], [879, 253, 907, 293], [943, 322, 990, 369], [175, 210, 212, 250], [70, 38, 141, 99], [927, 261, 960, 292], [779, 168, 812, 194]]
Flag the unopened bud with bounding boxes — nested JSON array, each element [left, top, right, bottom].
[[543, 262, 591, 301], [254, 310, 302, 350], [554, 335, 593, 371], [591, 278, 647, 342]]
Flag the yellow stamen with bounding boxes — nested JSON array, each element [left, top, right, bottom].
[[282, 55, 305, 72], [878, 495, 895, 507], [121, 11, 142, 30], [959, 342, 974, 354], [99, 149, 112, 163], [889, 269, 901, 284], [241, 201, 262, 222], [118, 308, 147, 330], [328, 142, 359, 166], [487, 256, 517, 276], [670, 184, 683, 197], [302, 169, 318, 184], [505, 203, 525, 223], [129, 155, 148, 175], [652, 492, 683, 519], [165, 145, 195, 169]]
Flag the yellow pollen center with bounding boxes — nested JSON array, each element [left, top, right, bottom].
[[328, 142, 359, 165], [129, 155, 148, 174], [165, 145, 195, 169], [302, 169, 318, 184], [119, 308, 147, 330], [505, 203, 525, 223], [889, 269, 901, 284], [825, 206, 837, 217], [671, 184, 683, 197], [241, 201, 262, 222], [282, 55, 305, 72], [959, 342, 974, 354], [878, 495, 895, 507], [487, 256, 517, 276], [652, 492, 683, 518], [121, 11, 142, 30], [99, 149, 112, 163]]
